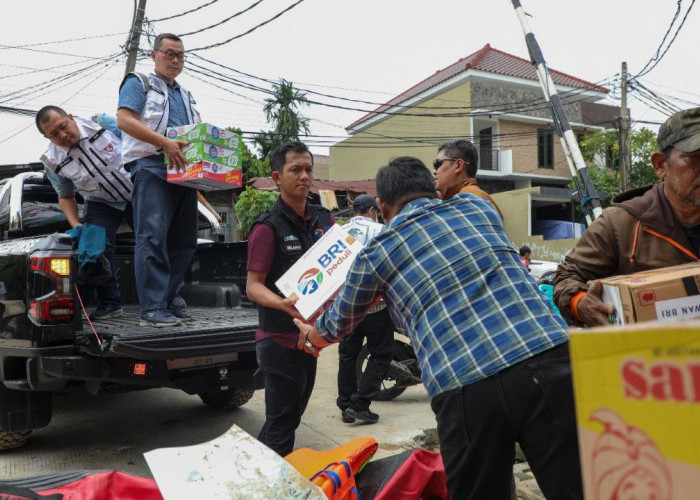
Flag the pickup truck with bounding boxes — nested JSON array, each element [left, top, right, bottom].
[[0, 172, 263, 450]]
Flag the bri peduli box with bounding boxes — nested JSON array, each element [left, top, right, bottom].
[[166, 124, 243, 191], [275, 224, 364, 321], [166, 123, 242, 151], [601, 263, 700, 325], [570, 321, 700, 499]]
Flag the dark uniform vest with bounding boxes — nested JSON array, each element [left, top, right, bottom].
[[255, 197, 332, 334]]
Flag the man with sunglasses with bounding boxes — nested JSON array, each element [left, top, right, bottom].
[[117, 33, 201, 327], [433, 139, 504, 219]]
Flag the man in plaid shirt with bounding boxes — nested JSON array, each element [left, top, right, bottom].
[[295, 157, 582, 499]]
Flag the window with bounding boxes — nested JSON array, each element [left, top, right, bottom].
[[537, 129, 554, 169]]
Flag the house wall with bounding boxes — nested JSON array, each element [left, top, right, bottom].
[[470, 80, 584, 122], [329, 83, 472, 181], [492, 188, 578, 260], [498, 119, 570, 179]]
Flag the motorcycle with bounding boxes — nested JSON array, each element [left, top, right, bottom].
[[355, 333, 422, 401]]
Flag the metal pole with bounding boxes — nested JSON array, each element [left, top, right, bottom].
[[619, 62, 629, 192], [124, 0, 148, 76], [510, 0, 603, 224]]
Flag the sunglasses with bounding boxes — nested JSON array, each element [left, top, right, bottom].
[[433, 157, 457, 171]]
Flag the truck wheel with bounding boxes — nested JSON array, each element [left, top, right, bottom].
[[0, 428, 31, 451], [199, 388, 254, 409]]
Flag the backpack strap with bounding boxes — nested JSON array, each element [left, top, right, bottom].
[[119, 71, 150, 93]]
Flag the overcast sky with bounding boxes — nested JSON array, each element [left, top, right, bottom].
[[1, 0, 698, 165]]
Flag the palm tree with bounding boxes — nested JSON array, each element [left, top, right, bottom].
[[253, 78, 311, 156]]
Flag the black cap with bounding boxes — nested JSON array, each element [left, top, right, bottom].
[[352, 194, 379, 212], [657, 107, 700, 152]]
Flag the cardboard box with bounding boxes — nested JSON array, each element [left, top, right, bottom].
[[275, 224, 364, 320], [167, 161, 242, 191], [570, 322, 700, 499], [170, 142, 241, 169], [601, 263, 700, 325], [166, 123, 242, 151]]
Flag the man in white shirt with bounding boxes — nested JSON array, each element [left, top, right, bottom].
[[337, 195, 395, 424]]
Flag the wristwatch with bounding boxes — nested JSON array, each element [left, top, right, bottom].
[[304, 331, 319, 352]]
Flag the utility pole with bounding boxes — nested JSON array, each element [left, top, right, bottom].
[[619, 62, 630, 192], [124, 0, 148, 76]]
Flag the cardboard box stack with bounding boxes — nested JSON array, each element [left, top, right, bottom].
[[275, 224, 364, 321], [166, 123, 243, 191], [570, 322, 700, 499], [601, 263, 700, 325]]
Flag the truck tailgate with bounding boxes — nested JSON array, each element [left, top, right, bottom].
[[78, 306, 260, 360]]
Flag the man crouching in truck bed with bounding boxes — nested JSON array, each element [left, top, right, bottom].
[[37, 105, 133, 321]]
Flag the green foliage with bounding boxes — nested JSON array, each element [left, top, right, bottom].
[[226, 126, 271, 183], [253, 78, 311, 156], [574, 127, 659, 201], [234, 187, 278, 237]]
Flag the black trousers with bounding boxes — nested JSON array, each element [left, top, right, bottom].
[[256, 337, 317, 456], [336, 307, 394, 412], [431, 342, 583, 500]]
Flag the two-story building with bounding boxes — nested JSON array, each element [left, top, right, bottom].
[[329, 44, 620, 258]]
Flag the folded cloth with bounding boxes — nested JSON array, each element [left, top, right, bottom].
[[66, 224, 112, 285]]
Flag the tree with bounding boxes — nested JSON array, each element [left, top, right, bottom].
[[226, 126, 270, 183], [253, 78, 311, 156], [233, 187, 278, 237], [575, 127, 659, 202]]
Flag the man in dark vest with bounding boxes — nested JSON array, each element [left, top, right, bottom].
[[246, 141, 333, 456]]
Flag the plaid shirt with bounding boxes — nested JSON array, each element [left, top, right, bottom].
[[316, 194, 569, 397]]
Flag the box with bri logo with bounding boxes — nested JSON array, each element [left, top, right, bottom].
[[275, 224, 364, 321], [601, 263, 700, 325]]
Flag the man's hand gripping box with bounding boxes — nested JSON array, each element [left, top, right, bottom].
[[570, 322, 700, 499], [601, 263, 700, 325], [275, 224, 364, 321]]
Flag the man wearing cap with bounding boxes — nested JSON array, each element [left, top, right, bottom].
[[554, 107, 700, 326], [336, 194, 395, 424]]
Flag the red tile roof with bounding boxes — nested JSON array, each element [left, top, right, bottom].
[[248, 177, 377, 197], [348, 44, 609, 130]]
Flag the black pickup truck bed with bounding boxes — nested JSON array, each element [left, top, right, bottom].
[[79, 306, 259, 359]]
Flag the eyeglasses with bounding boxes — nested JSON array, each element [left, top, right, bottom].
[[155, 49, 187, 62], [433, 157, 457, 171]]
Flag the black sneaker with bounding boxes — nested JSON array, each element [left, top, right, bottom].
[[341, 409, 355, 424], [168, 297, 192, 322], [89, 304, 124, 321], [344, 408, 379, 424]]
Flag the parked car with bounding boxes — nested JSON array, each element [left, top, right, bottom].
[[0, 172, 262, 450]]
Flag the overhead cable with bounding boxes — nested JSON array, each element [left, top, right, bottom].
[[188, 0, 306, 52], [179, 1, 265, 37], [149, 0, 219, 22]]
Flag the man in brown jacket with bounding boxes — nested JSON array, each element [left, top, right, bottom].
[[554, 107, 700, 326], [434, 139, 504, 219]]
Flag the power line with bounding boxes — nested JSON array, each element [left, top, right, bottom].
[[178, 1, 265, 37], [149, 0, 219, 22], [633, 0, 696, 78], [188, 0, 307, 52], [0, 32, 126, 51]]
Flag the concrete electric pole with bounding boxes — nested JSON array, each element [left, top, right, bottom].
[[619, 61, 630, 192], [124, 0, 148, 76]]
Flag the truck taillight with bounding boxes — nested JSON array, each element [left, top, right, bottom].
[[28, 253, 74, 323]]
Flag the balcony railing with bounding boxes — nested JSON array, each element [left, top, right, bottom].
[[478, 149, 499, 172]]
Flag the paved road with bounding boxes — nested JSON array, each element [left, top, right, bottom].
[[1, 343, 437, 480]]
